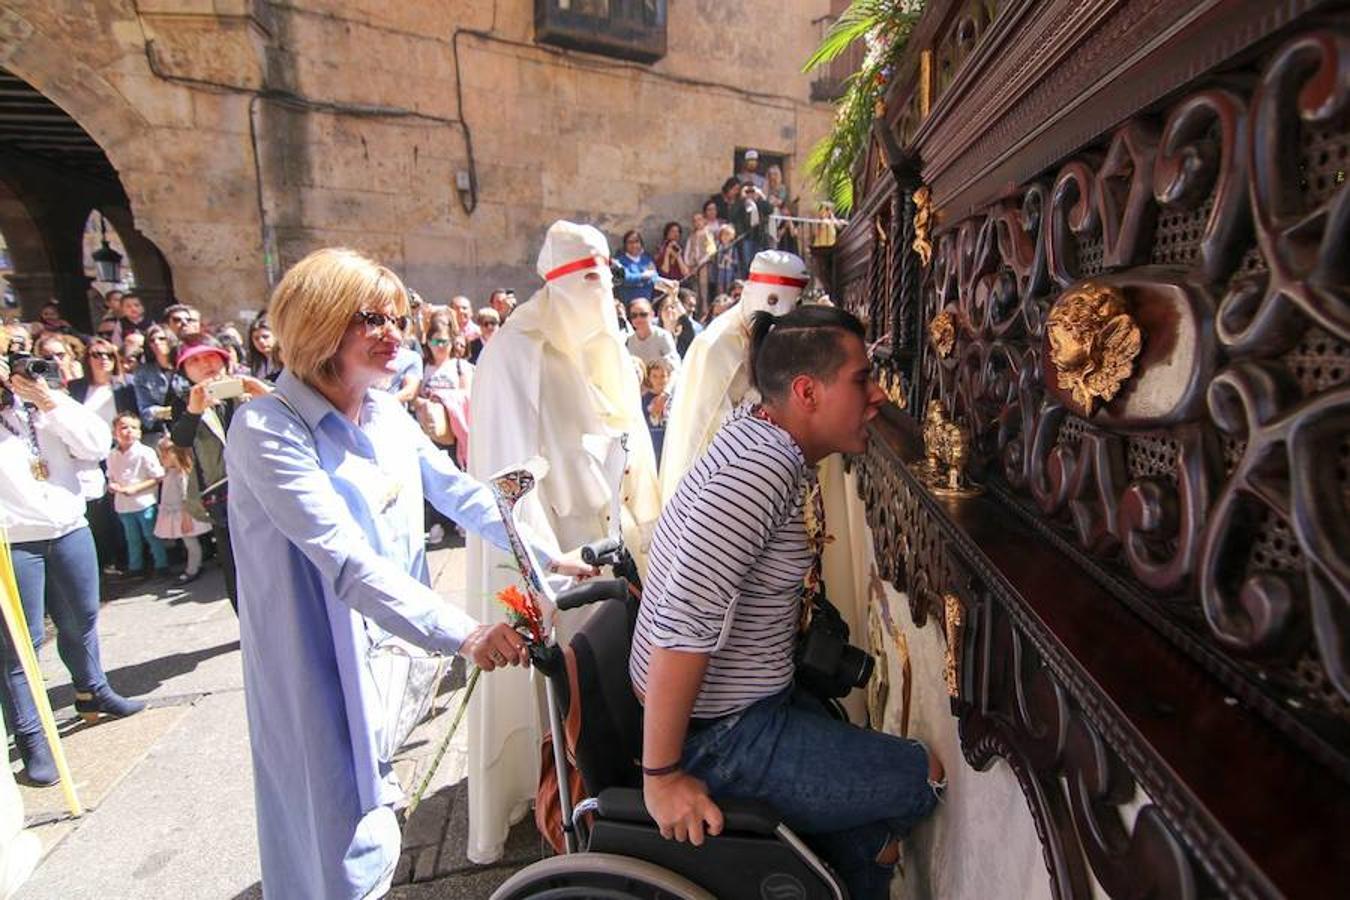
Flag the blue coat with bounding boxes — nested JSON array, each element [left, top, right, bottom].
[[225, 371, 523, 898], [615, 251, 657, 306]]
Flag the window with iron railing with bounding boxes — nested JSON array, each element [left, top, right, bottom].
[[535, 0, 667, 64]]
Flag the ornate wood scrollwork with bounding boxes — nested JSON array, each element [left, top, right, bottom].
[[843, 15, 1350, 900], [908, 24, 1350, 753]]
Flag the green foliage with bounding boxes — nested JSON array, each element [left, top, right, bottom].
[[803, 0, 924, 214]]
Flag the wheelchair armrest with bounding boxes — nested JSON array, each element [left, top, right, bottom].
[[594, 787, 783, 835]]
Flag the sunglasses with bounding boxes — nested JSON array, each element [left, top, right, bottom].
[[353, 310, 410, 332], [428, 338, 450, 347], [89, 350, 116, 360], [629, 312, 650, 319]]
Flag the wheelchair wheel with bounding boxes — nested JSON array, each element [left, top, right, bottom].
[[490, 852, 715, 900]]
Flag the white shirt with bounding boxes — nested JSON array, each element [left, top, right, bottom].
[[626, 326, 680, 373], [107, 442, 165, 514], [82, 382, 117, 427], [0, 394, 111, 542]]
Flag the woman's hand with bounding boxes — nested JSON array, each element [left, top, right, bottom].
[[239, 375, 272, 398], [186, 380, 219, 415], [9, 374, 57, 411], [547, 549, 600, 580], [458, 623, 529, 671], [649, 393, 669, 420]]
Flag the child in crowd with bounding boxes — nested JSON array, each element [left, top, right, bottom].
[[155, 438, 213, 584], [714, 223, 739, 297], [641, 358, 673, 467], [106, 413, 168, 577]]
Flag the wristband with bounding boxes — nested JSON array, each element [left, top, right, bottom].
[[641, 761, 683, 777]]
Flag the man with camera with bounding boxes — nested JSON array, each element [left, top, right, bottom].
[[630, 305, 943, 900], [730, 180, 773, 275], [0, 336, 145, 784]]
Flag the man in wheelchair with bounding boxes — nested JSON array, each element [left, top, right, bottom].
[[629, 305, 945, 900]]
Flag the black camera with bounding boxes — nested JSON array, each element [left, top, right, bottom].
[[795, 594, 874, 699], [609, 259, 627, 282], [6, 352, 62, 388]]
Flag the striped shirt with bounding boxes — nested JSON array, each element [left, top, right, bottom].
[[630, 405, 814, 718]]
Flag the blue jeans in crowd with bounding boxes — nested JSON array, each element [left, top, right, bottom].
[[118, 505, 167, 574], [0, 527, 111, 738], [681, 687, 939, 900]]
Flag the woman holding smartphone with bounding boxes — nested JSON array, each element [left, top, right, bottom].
[[170, 337, 271, 609]]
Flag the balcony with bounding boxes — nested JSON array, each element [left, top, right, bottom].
[[535, 0, 667, 64]]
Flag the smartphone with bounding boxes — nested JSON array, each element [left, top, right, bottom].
[[206, 377, 244, 401]]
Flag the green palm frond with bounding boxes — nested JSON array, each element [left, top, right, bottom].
[[804, 0, 925, 215], [802, 0, 892, 72]]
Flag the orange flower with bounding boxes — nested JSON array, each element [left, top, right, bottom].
[[496, 583, 544, 643]]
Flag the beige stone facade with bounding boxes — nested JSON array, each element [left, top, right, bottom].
[[0, 0, 834, 324]]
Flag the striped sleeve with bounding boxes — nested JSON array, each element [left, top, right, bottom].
[[646, 455, 792, 652]]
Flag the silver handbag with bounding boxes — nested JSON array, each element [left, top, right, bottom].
[[367, 634, 446, 764]]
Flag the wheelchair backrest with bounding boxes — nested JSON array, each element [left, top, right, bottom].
[[567, 597, 645, 796]]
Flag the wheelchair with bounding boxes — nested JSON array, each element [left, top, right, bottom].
[[487, 534, 849, 900]]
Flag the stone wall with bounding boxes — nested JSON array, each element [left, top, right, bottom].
[[0, 0, 833, 322]]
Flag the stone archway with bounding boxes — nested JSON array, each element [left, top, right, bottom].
[[0, 47, 175, 329]]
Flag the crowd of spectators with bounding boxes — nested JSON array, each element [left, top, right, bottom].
[[0, 148, 827, 784]]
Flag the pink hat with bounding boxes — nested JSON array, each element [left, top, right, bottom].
[[176, 342, 230, 369]]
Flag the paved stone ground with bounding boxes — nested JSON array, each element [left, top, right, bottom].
[[8, 534, 548, 899]]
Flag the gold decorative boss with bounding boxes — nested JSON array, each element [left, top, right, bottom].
[[1045, 283, 1142, 417]]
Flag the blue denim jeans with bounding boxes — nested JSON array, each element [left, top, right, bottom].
[[1, 527, 110, 737], [118, 505, 168, 573], [682, 687, 938, 900]]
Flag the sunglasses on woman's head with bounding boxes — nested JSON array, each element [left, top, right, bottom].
[[352, 310, 410, 332]]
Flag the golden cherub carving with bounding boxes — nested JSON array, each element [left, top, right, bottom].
[[912, 186, 933, 267], [1046, 282, 1143, 416], [929, 311, 955, 358]]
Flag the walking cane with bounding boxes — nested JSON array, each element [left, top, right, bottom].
[[0, 531, 83, 817]]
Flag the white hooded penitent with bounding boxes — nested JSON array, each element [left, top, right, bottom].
[[463, 220, 661, 864], [659, 249, 809, 501]]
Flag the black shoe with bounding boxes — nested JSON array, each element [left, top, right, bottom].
[[74, 685, 146, 725], [15, 730, 57, 786], [177, 569, 201, 585]]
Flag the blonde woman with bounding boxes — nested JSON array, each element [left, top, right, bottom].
[[223, 248, 594, 899]]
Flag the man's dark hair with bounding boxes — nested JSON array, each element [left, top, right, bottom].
[[748, 306, 866, 403], [721, 177, 741, 194], [162, 303, 199, 324]]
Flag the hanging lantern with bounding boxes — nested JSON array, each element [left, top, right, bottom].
[[91, 215, 122, 283]]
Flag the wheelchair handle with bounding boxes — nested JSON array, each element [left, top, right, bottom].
[[554, 577, 629, 611], [580, 536, 622, 566]]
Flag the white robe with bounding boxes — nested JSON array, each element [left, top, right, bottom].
[[464, 316, 661, 864]]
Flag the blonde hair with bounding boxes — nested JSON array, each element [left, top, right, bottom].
[[267, 247, 410, 384], [158, 436, 195, 474]]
